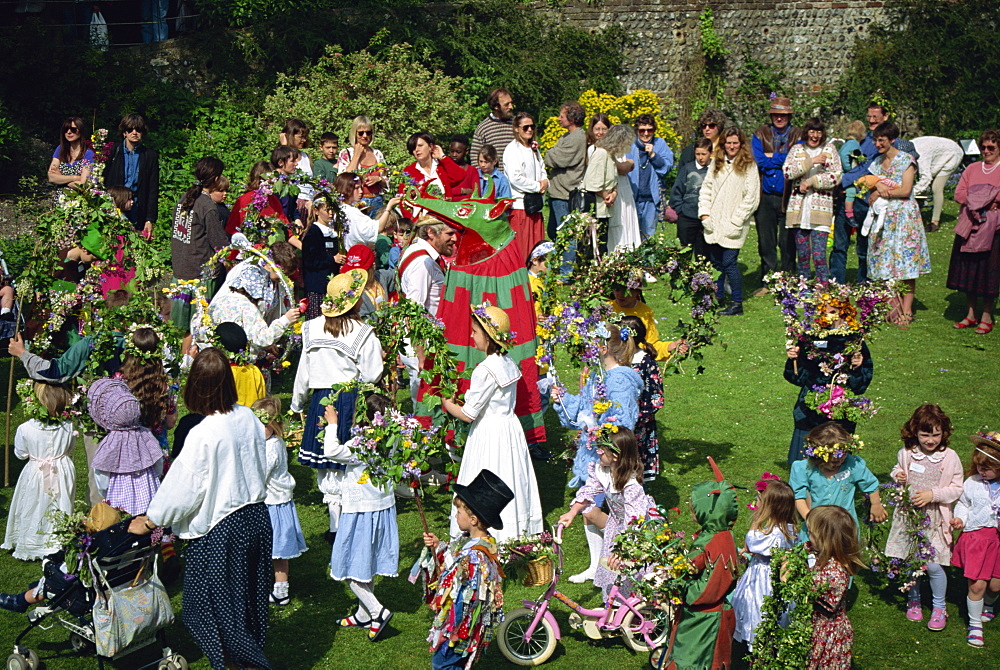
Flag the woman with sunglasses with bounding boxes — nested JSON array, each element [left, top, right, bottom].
[[947, 128, 1000, 335], [47, 116, 95, 187], [677, 108, 728, 168], [336, 116, 387, 216], [503, 111, 548, 263]]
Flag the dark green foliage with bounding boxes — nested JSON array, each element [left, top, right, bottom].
[[842, 0, 1000, 135]]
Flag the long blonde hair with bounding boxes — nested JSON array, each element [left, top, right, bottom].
[[750, 480, 796, 543], [806, 505, 866, 575]]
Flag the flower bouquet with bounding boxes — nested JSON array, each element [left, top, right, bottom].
[[863, 481, 935, 593], [498, 530, 558, 586], [611, 507, 694, 607], [767, 273, 899, 422]]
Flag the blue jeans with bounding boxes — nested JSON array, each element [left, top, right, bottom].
[[141, 0, 168, 43], [361, 194, 385, 218], [637, 198, 658, 239], [830, 197, 869, 284], [432, 644, 468, 669], [706, 244, 742, 303]]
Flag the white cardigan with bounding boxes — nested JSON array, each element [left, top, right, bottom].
[[146, 405, 268, 539], [502, 141, 546, 209], [323, 423, 395, 514], [698, 159, 761, 249], [290, 319, 384, 413]]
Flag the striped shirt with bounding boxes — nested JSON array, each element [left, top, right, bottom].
[[471, 114, 515, 171]]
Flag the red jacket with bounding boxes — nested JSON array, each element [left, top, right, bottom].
[[400, 157, 469, 201], [226, 190, 289, 237]]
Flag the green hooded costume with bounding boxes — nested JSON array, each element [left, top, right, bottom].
[[662, 460, 739, 670]]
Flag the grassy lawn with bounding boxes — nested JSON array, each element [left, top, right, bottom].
[[0, 198, 994, 668]]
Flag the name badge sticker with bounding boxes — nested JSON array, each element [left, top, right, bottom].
[[834, 470, 851, 481], [909, 463, 926, 474]]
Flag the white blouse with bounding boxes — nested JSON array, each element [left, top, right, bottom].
[[503, 141, 546, 209]]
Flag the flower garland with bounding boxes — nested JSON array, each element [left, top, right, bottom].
[[346, 407, 444, 489], [16, 378, 80, 427], [122, 322, 169, 362], [611, 506, 694, 607], [802, 433, 865, 463], [863, 481, 935, 592], [747, 472, 782, 510], [750, 543, 824, 670]]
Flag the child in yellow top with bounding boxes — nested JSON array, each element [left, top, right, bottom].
[[526, 241, 554, 318], [215, 322, 266, 407], [609, 283, 686, 362]]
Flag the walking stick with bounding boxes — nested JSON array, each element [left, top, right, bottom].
[[4, 299, 20, 487], [412, 478, 431, 535]]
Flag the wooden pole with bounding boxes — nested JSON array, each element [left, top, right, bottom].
[[413, 481, 430, 535], [4, 299, 20, 487]]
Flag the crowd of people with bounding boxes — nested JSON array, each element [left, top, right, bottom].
[[0, 86, 997, 670]]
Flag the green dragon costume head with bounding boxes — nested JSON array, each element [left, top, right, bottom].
[[402, 184, 514, 266], [690, 457, 738, 547]]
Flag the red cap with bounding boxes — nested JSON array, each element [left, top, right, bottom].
[[340, 244, 375, 273]]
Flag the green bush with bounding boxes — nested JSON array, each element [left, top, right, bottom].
[[842, 0, 1000, 135], [261, 44, 478, 168]]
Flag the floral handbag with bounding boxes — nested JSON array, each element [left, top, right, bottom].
[[91, 558, 174, 658]]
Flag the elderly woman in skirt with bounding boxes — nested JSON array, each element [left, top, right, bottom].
[[130, 348, 273, 670]]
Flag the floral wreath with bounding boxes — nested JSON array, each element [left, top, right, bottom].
[[321, 269, 367, 317], [16, 378, 78, 426], [747, 472, 782, 510], [471, 300, 517, 348], [803, 433, 865, 462], [123, 323, 168, 362], [253, 408, 275, 426], [588, 421, 620, 452]]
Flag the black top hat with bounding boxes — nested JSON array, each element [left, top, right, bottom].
[[452, 469, 514, 531], [215, 322, 248, 355]]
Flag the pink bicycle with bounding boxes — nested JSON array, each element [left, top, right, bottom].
[[497, 524, 672, 665]]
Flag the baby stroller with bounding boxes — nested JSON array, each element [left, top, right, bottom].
[[7, 519, 187, 670]]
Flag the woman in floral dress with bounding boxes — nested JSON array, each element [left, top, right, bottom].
[[867, 121, 931, 326]]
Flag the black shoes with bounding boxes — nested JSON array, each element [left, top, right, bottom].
[[719, 302, 744, 316]]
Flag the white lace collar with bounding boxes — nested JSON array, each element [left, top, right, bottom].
[[911, 449, 946, 463]]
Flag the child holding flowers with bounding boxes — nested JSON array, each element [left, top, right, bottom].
[[442, 302, 542, 542], [2, 381, 76, 560], [790, 422, 887, 543], [785, 291, 873, 463], [252, 397, 307, 607], [551, 321, 643, 583], [557, 427, 656, 599], [950, 430, 1000, 647], [888, 405, 962, 630], [322, 394, 399, 641], [732, 477, 798, 651], [619, 315, 665, 482]]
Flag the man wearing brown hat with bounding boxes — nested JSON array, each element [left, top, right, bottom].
[[751, 97, 802, 296]]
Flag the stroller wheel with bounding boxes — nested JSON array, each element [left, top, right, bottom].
[[24, 650, 38, 670], [6, 653, 28, 670], [70, 632, 94, 654], [157, 655, 189, 670]]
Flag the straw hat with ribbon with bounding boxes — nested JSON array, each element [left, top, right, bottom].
[[471, 300, 516, 349], [321, 268, 368, 317]]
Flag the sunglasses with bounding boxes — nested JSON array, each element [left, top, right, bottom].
[[983, 145, 998, 151], [702, 123, 718, 129], [519, 124, 535, 131], [357, 130, 373, 137], [637, 128, 655, 134], [65, 127, 80, 134]]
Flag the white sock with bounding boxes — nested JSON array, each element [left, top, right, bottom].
[[0, 308, 9, 315], [273, 580, 289, 598], [349, 580, 383, 617], [969, 597, 984, 626], [584, 524, 604, 572]]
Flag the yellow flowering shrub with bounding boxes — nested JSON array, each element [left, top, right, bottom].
[[539, 89, 683, 156]]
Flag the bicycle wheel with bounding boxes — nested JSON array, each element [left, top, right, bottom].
[[620, 603, 672, 653], [497, 607, 559, 666]]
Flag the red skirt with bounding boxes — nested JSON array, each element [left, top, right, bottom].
[[509, 209, 544, 265], [952, 527, 1000, 580]]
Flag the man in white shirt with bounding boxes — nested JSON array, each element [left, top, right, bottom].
[[398, 217, 458, 401]]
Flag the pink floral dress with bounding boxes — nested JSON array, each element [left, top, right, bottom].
[[808, 560, 852, 670]]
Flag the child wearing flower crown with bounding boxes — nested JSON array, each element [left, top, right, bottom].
[[557, 427, 657, 599], [732, 477, 798, 651], [418, 469, 512, 669], [785, 293, 873, 463], [551, 321, 643, 583], [443, 301, 542, 542], [802, 505, 866, 669], [252, 397, 307, 607], [950, 430, 1000, 647], [322, 393, 400, 641], [119, 324, 177, 446], [887, 405, 962, 630], [2, 381, 76, 561], [789, 422, 887, 543], [609, 282, 687, 361]]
